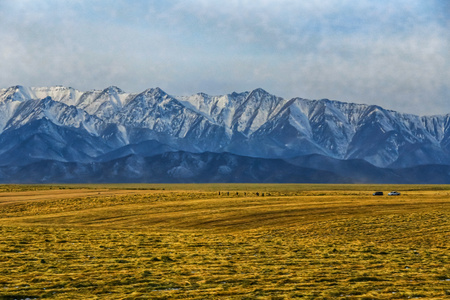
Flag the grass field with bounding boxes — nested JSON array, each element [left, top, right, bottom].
[[0, 184, 449, 299]]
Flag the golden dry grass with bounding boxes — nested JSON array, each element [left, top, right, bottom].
[[0, 184, 449, 299]]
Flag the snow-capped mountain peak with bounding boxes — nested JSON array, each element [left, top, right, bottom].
[[1, 85, 450, 172]]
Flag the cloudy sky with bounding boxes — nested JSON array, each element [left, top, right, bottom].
[[0, 0, 448, 115]]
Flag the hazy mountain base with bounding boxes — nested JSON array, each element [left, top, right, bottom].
[[1, 151, 450, 184]]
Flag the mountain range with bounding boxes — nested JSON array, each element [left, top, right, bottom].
[[1, 85, 450, 183]]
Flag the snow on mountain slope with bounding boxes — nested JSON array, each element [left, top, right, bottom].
[[249, 96, 450, 167], [291, 98, 358, 156], [178, 91, 249, 136], [230, 88, 286, 136], [1, 85, 450, 170], [112, 88, 212, 142], [0, 118, 112, 166], [0, 85, 36, 102], [0, 98, 22, 132], [178, 89, 287, 137], [3, 97, 105, 136], [75, 86, 132, 118], [30, 86, 85, 106]]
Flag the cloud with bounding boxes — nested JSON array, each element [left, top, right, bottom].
[[0, 0, 448, 115]]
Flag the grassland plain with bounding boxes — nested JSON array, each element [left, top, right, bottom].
[[0, 184, 449, 299]]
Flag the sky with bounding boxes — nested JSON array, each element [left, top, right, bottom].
[[0, 0, 448, 115]]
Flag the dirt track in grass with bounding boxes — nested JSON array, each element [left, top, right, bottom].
[[0, 188, 162, 206]]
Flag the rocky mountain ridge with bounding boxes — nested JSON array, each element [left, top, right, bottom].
[[1, 85, 449, 183]]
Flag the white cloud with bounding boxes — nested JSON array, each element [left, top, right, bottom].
[[0, 0, 448, 115]]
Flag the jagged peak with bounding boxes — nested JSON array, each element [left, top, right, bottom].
[[1, 85, 448, 119], [228, 91, 250, 98], [6, 85, 27, 94], [141, 87, 167, 96], [248, 87, 270, 96], [0, 85, 33, 102], [102, 86, 124, 94], [42, 85, 70, 90], [195, 92, 209, 98], [307, 98, 355, 108], [288, 97, 375, 115], [0, 85, 26, 92], [365, 104, 388, 114], [129, 87, 174, 108]]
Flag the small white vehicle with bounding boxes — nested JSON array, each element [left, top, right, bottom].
[[388, 191, 400, 196]]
